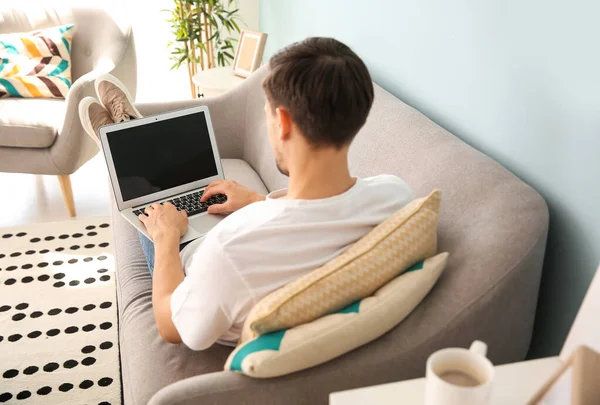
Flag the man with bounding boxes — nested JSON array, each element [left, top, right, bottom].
[[81, 37, 413, 350]]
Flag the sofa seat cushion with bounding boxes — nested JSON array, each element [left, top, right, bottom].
[[0, 98, 64, 147]]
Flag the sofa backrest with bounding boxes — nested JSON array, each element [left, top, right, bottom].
[[240, 65, 548, 362], [0, 5, 134, 85]]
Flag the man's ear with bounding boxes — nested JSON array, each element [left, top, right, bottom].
[[276, 107, 292, 141]]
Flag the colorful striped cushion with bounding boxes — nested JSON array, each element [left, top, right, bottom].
[[0, 24, 74, 98], [226, 253, 449, 378]]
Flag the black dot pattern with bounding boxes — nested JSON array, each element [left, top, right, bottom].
[[0, 227, 116, 404], [46, 329, 60, 337], [98, 377, 113, 387], [59, 383, 74, 392], [81, 345, 95, 354], [12, 313, 25, 321], [2, 369, 18, 378], [27, 331, 42, 339], [16, 391, 31, 400], [80, 379, 94, 389], [64, 360, 78, 369], [23, 366, 38, 375], [83, 324, 96, 332], [43, 362, 59, 372]]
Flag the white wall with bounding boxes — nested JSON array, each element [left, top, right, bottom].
[[128, 0, 259, 102]]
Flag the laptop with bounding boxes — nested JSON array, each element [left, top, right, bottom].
[[99, 105, 226, 244]]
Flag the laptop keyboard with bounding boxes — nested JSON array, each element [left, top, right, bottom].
[[133, 190, 227, 218]]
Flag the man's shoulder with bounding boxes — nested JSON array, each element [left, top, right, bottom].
[[361, 174, 414, 201]]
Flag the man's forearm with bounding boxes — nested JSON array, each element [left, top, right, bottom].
[[152, 230, 185, 343]]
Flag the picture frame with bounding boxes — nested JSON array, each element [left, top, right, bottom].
[[232, 30, 268, 78], [527, 345, 600, 405]]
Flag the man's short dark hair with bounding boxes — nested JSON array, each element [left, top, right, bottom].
[[263, 37, 374, 149]]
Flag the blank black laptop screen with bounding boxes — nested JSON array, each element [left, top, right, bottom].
[[107, 111, 218, 202]]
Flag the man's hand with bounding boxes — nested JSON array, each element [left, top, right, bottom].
[[201, 180, 265, 215], [139, 202, 188, 241]]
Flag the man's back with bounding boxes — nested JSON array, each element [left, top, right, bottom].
[[173, 175, 413, 350]]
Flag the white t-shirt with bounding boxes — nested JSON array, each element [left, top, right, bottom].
[[172, 174, 413, 350]]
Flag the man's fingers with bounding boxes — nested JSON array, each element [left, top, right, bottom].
[[207, 202, 230, 215], [201, 185, 226, 202], [138, 214, 146, 222], [204, 180, 224, 192]]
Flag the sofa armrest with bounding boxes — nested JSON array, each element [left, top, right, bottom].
[[148, 371, 296, 405]]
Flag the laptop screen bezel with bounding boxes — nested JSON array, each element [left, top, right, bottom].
[[99, 105, 224, 212]]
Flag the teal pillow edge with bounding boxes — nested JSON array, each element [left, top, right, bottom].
[[229, 259, 427, 372]]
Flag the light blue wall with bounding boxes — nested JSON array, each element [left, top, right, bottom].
[[260, 0, 600, 357]]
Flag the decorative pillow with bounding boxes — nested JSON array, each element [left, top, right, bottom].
[[0, 24, 74, 98], [241, 189, 441, 343], [226, 252, 449, 378]]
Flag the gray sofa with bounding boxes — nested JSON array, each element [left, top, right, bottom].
[[111, 66, 549, 405]]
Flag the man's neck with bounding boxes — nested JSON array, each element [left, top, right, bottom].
[[284, 150, 356, 200]]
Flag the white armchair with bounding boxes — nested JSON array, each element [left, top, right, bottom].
[[0, 5, 137, 216]]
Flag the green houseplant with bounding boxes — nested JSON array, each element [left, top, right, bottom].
[[165, 0, 242, 97]]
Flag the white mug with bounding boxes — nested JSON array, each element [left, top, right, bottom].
[[424, 340, 495, 405]]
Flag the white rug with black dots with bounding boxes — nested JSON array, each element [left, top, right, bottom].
[[0, 218, 120, 405]]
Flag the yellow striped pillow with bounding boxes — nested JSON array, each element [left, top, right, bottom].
[[0, 24, 74, 98], [241, 190, 441, 343]]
